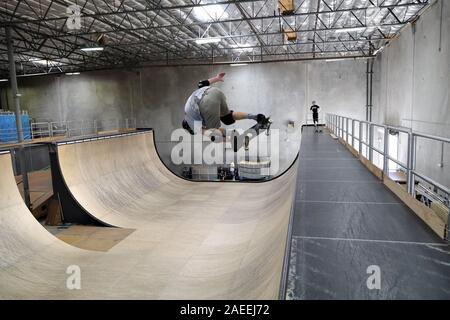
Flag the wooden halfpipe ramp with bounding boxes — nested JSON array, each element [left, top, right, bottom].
[[0, 131, 298, 299]]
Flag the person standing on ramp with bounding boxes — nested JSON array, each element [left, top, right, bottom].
[[310, 101, 321, 133]]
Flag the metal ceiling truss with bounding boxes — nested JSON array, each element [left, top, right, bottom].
[[0, 0, 430, 77]]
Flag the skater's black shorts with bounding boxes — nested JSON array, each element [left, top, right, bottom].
[[313, 114, 318, 122]]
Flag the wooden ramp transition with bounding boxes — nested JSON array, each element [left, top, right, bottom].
[[0, 131, 298, 299]]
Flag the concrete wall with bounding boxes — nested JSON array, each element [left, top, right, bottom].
[[134, 60, 368, 175], [0, 70, 135, 122], [376, 0, 450, 189], [0, 59, 369, 176]]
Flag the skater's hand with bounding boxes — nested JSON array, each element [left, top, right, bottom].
[[215, 72, 226, 82], [208, 73, 226, 85]]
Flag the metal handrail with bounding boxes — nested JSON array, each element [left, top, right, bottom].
[[413, 132, 450, 144], [413, 170, 450, 196], [326, 114, 450, 212], [27, 118, 137, 140], [0, 117, 138, 144]]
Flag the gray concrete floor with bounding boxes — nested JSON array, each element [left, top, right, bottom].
[[286, 126, 450, 300]]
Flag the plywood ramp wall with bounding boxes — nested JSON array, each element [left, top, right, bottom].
[[0, 131, 298, 299]]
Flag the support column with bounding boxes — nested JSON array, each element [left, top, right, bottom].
[[366, 59, 374, 122], [6, 26, 30, 208]]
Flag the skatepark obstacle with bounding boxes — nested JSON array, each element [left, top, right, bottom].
[[0, 130, 298, 299]]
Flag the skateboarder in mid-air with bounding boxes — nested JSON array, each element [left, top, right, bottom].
[[310, 101, 321, 133], [182, 72, 268, 139]]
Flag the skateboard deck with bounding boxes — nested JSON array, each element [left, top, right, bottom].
[[230, 117, 272, 152]]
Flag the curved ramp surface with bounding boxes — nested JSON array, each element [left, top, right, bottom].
[[0, 131, 297, 299]]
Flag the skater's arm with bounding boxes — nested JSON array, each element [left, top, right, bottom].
[[231, 111, 249, 120], [198, 72, 226, 88], [225, 111, 266, 122]]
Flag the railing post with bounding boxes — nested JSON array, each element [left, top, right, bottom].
[[369, 124, 373, 163], [331, 115, 334, 133], [352, 120, 355, 148], [407, 132, 416, 195], [31, 123, 35, 140], [338, 116, 340, 137], [346, 118, 349, 143], [336, 115, 339, 135], [383, 126, 389, 176], [335, 115, 338, 135], [335, 116, 337, 135], [359, 121, 363, 156], [66, 121, 70, 137], [336, 116, 338, 136]]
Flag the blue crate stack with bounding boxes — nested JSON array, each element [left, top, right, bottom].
[[0, 112, 32, 143]]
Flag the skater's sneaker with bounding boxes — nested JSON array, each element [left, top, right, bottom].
[[256, 114, 268, 124], [257, 115, 271, 129]]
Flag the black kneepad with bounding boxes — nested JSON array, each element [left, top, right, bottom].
[[220, 111, 235, 125]]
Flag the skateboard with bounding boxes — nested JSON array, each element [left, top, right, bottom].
[[230, 117, 272, 152]]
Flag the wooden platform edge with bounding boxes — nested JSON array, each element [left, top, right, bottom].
[[360, 156, 384, 180], [344, 141, 360, 158], [383, 176, 447, 240]]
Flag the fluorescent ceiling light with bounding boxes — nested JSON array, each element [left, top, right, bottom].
[[30, 58, 61, 66], [335, 27, 366, 33], [193, 5, 228, 22], [234, 48, 253, 53], [80, 47, 104, 52], [195, 37, 221, 45], [230, 63, 248, 67], [230, 43, 253, 52], [0, 79, 8, 82], [325, 58, 345, 62], [66, 72, 81, 75]]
